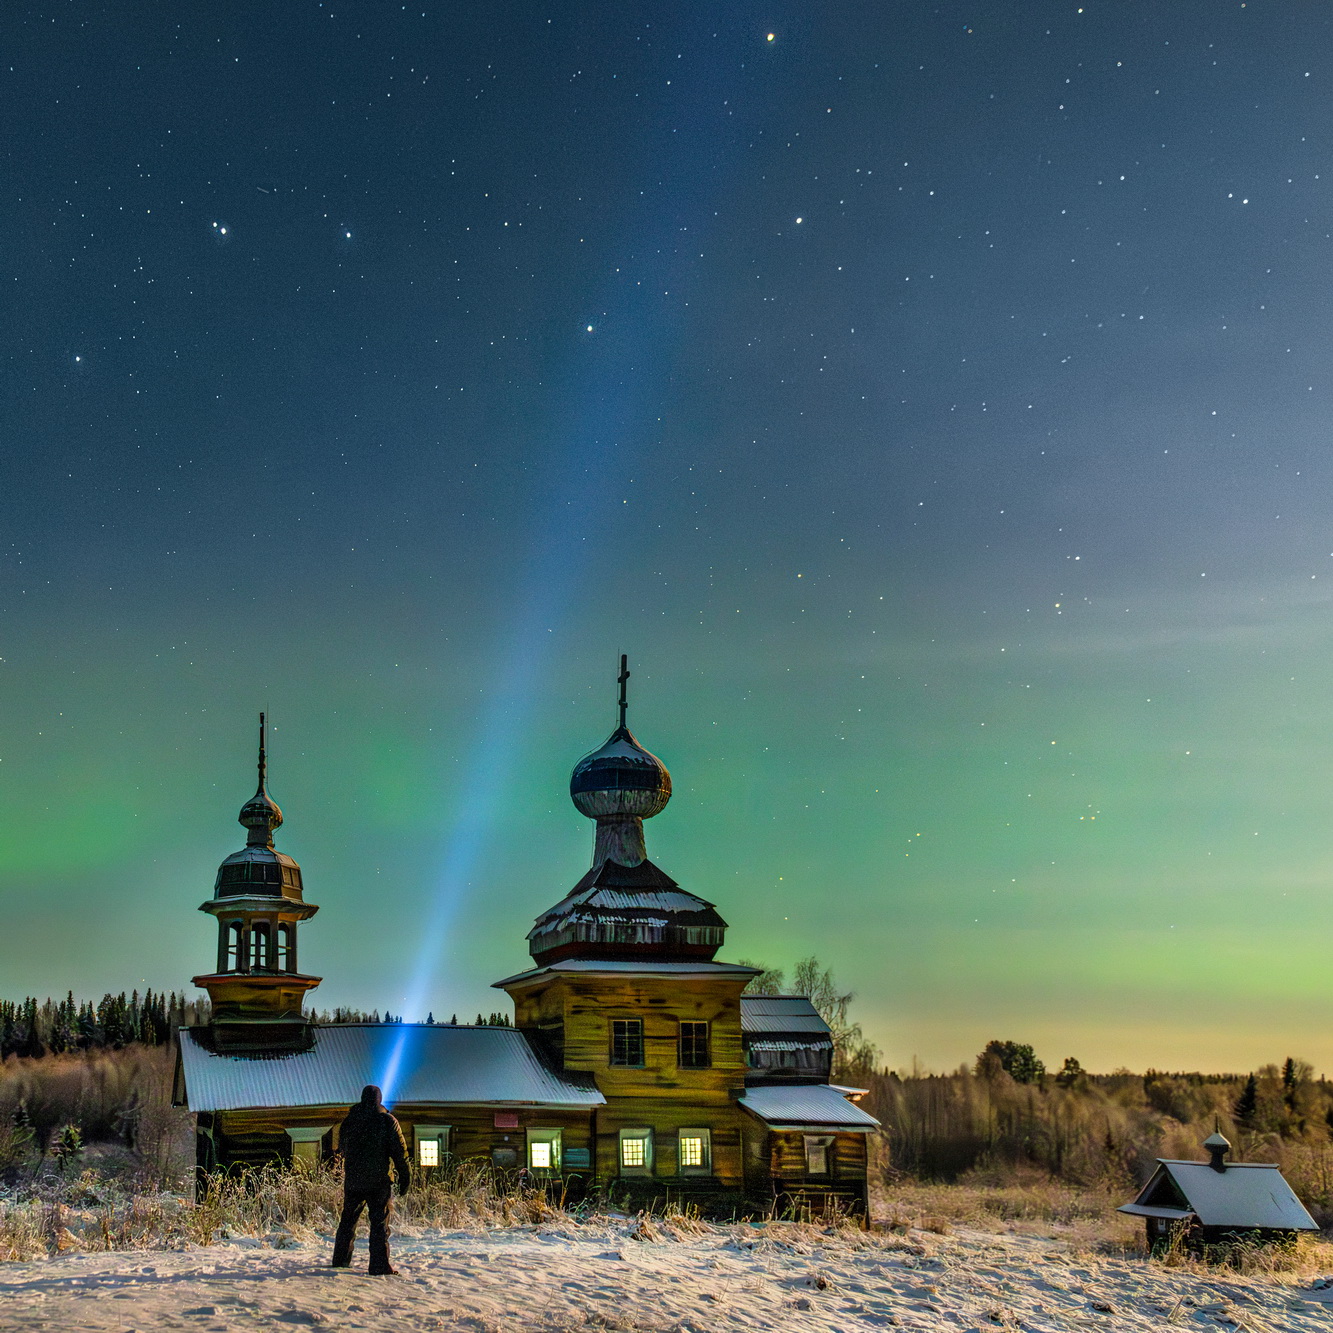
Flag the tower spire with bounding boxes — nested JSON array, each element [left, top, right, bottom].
[[239, 712, 283, 847], [617, 654, 630, 730]]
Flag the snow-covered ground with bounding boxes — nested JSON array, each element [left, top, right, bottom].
[[3, 1218, 1333, 1332]]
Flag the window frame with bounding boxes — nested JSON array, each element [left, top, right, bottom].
[[249, 921, 272, 971], [285, 1126, 327, 1164], [677, 1021, 711, 1069], [803, 1134, 834, 1177], [677, 1127, 712, 1175], [610, 1018, 645, 1068], [618, 1126, 654, 1176], [276, 922, 294, 971], [225, 921, 245, 972], [526, 1126, 563, 1173], [415, 1124, 451, 1169]]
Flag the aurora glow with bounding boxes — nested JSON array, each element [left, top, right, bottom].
[[4, 2, 1333, 1075]]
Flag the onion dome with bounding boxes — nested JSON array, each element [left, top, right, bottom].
[[570, 726, 672, 820], [211, 714, 306, 902], [528, 657, 727, 965]]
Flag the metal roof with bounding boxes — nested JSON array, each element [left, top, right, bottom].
[[740, 996, 831, 1035], [747, 1039, 834, 1053], [738, 1083, 881, 1132], [494, 958, 760, 988], [1121, 1161, 1317, 1231], [179, 1024, 605, 1113]]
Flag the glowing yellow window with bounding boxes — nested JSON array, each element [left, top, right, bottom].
[[527, 1128, 562, 1171], [618, 1127, 653, 1174], [678, 1129, 710, 1172], [416, 1125, 450, 1168]]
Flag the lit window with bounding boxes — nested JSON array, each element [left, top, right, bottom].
[[619, 1127, 653, 1173], [611, 1019, 644, 1067], [416, 1125, 450, 1167], [527, 1128, 562, 1171], [804, 1135, 833, 1175], [678, 1129, 711, 1172], [678, 1022, 710, 1069]]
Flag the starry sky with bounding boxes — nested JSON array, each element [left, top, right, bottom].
[[4, 1, 1333, 1074]]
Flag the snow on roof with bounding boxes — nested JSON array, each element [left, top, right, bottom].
[[1121, 1161, 1317, 1231], [740, 996, 830, 1035], [494, 959, 760, 988], [738, 1083, 881, 1132], [179, 1024, 605, 1113]]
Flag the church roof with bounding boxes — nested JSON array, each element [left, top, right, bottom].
[[179, 1024, 605, 1113], [529, 859, 725, 934], [493, 957, 760, 988], [740, 996, 831, 1036], [526, 857, 727, 965], [738, 1083, 881, 1132]]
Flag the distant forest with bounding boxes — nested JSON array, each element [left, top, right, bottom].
[[0, 994, 511, 1059]]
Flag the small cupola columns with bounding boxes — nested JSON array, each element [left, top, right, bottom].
[[191, 714, 321, 1052]]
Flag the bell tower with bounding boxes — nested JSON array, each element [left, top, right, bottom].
[[192, 715, 321, 1052]]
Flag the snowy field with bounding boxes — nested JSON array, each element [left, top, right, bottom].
[[4, 1218, 1333, 1332]]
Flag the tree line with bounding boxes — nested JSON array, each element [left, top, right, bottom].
[[0, 992, 209, 1059]]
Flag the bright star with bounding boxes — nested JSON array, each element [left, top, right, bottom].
[[766, 32, 775, 41], [586, 324, 594, 332]]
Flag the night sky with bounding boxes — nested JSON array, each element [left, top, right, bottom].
[[5, 1, 1333, 1073]]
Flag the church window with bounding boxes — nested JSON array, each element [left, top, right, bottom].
[[276, 923, 293, 971], [678, 1129, 711, 1173], [610, 1019, 644, 1067], [678, 1021, 710, 1068], [527, 1127, 562, 1172], [618, 1127, 653, 1174], [803, 1135, 834, 1176], [416, 1125, 450, 1168]]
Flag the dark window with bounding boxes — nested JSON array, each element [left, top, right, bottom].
[[225, 922, 244, 971], [678, 1021, 710, 1068], [276, 923, 293, 971], [611, 1019, 644, 1067]]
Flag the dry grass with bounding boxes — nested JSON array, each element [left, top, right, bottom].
[[0, 1158, 572, 1263], [875, 1171, 1147, 1253]]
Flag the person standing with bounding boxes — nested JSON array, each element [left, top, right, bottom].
[[330, 1084, 411, 1275]]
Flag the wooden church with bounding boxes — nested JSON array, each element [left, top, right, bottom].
[[174, 670, 879, 1216]]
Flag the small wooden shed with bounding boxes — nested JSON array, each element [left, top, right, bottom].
[[1119, 1132, 1317, 1250]]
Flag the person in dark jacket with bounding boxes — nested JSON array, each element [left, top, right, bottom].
[[330, 1085, 411, 1275]]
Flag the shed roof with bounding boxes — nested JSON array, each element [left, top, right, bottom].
[[1120, 1161, 1317, 1231], [738, 1083, 881, 1132], [179, 1024, 605, 1113], [740, 996, 831, 1035]]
